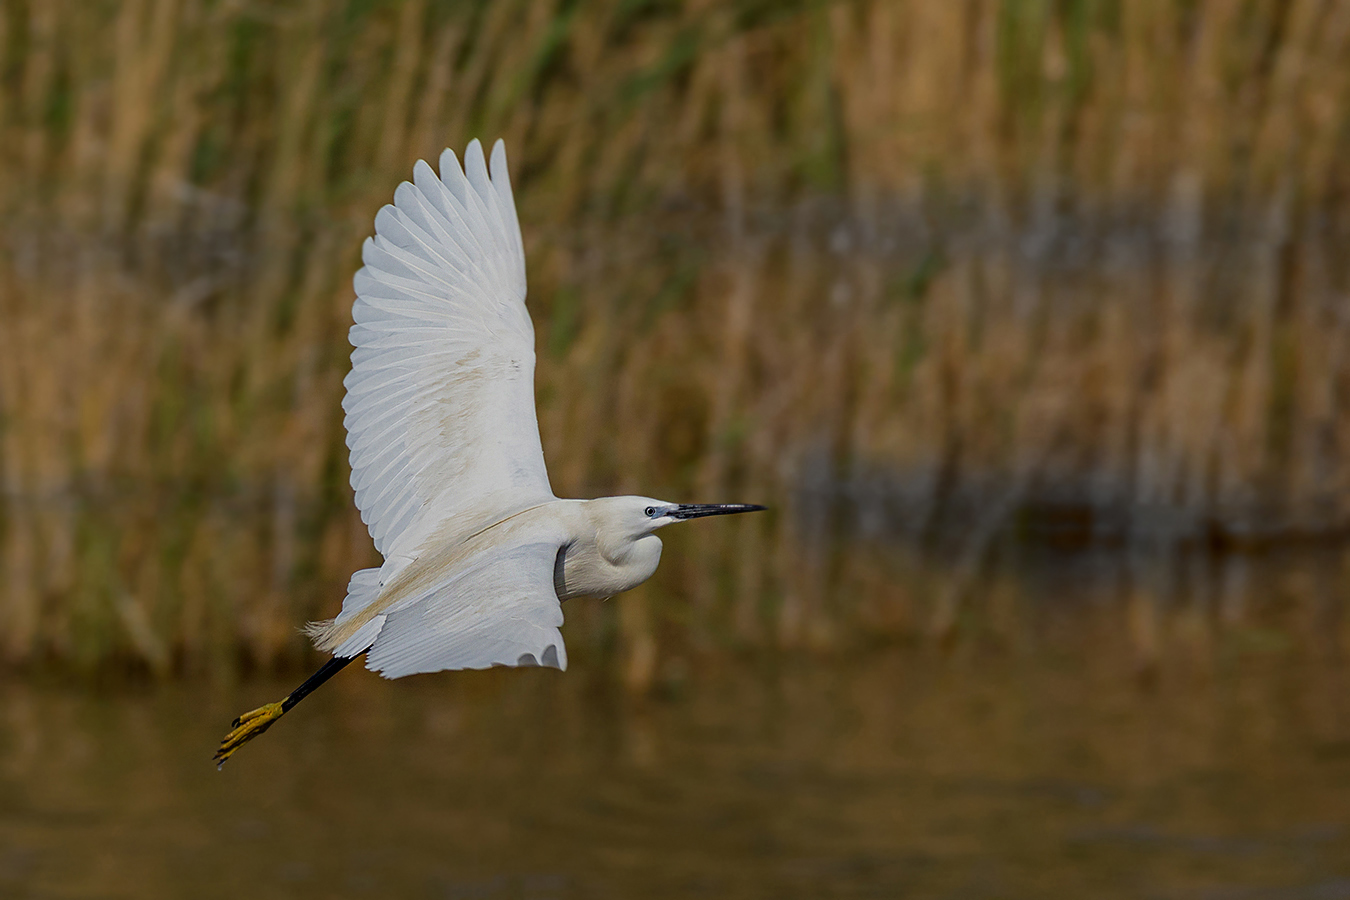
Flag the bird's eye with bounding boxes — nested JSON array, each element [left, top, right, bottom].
[[644, 506, 656, 517]]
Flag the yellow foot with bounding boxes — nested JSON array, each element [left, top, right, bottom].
[[214, 701, 285, 769]]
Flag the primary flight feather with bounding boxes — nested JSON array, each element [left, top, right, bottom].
[[215, 139, 763, 766]]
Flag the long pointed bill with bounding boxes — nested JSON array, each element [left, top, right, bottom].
[[670, 503, 767, 520]]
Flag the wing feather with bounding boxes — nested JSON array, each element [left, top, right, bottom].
[[364, 541, 566, 677], [344, 139, 552, 558]]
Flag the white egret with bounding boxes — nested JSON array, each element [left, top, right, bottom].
[[215, 139, 764, 766]]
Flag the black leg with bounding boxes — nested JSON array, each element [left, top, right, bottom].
[[216, 654, 360, 767], [281, 654, 358, 714]]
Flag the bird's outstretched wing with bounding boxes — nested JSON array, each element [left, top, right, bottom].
[[343, 139, 552, 560], [361, 541, 567, 677]]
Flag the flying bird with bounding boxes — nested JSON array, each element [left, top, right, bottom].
[[215, 139, 764, 766]]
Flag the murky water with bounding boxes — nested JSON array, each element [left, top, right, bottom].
[[3, 547, 1350, 899]]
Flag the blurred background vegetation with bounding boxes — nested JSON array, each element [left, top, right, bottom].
[[1, 0, 1348, 678]]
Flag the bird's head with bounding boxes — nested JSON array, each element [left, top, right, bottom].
[[604, 496, 768, 540]]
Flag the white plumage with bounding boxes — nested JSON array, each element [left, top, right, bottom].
[[306, 139, 765, 679], [343, 140, 547, 562], [211, 138, 761, 766], [214, 140, 764, 767]]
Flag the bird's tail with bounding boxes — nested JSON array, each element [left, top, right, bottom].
[[304, 567, 383, 652], [302, 617, 340, 651]]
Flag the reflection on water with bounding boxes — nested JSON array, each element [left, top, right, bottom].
[[2, 546, 1350, 900]]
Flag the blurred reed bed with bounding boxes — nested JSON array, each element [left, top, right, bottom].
[[1, 0, 1348, 674]]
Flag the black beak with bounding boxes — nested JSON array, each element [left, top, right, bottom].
[[670, 503, 767, 520]]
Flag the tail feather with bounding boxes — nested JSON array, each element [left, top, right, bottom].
[[305, 567, 383, 653], [302, 617, 340, 650]]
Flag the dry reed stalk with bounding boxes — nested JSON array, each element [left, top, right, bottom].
[[17, 1, 57, 197], [406, 22, 466, 165]]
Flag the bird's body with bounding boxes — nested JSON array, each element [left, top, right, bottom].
[[552, 498, 666, 601], [215, 140, 762, 766], [306, 496, 670, 669]]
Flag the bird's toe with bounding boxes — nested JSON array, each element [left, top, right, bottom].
[[214, 701, 285, 769]]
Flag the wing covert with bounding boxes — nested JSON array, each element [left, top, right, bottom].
[[363, 541, 566, 677], [343, 139, 552, 558]]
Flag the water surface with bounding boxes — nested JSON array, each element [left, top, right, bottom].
[[2, 548, 1349, 899]]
